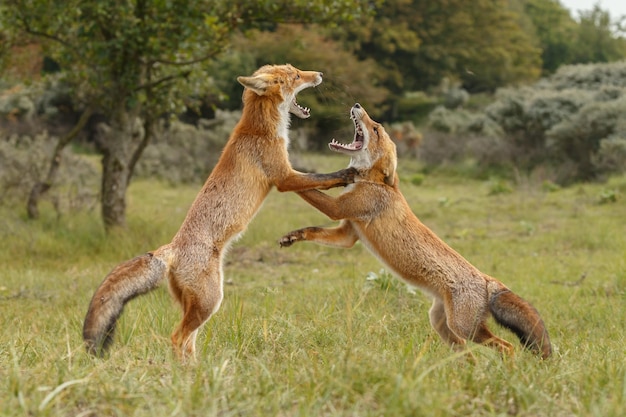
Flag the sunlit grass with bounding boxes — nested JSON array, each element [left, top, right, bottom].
[[0, 160, 624, 416]]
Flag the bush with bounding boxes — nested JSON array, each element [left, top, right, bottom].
[[423, 106, 514, 177], [424, 61, 626, 183], [417, 131, 467, 166], [395, 91, 440, 124], [0, 130, 98, 212], [546, 97, 626, 182], [134, 110, 239, 184], [388, 120, 422, 158], [0, 76, 77, 132], [486, 88, 591, 146], [594, 137, 626, 176], [418, 130, 516, 179], [443, 86, 469, 110], [427, 106, 472, 134], [428, 105, 503, 138], [544, 61, 626, 91]]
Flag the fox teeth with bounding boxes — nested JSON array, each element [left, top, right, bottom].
[[330, 138, 358, 150]]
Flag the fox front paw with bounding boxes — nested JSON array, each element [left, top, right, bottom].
[[279, 231, 304, 247], [339, 167, 358, 186]]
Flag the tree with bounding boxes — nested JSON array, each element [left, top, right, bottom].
[[216, 24, 389, 146], [333, 0, 542, 96], [330, 0, 421, 95], [0, 0, 371, 231], [571, 5, 626, 64], [522, 0, 578, 74]]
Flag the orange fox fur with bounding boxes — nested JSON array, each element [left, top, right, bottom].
[[279, 103, 552, 359], [83, 64, 355, 359]]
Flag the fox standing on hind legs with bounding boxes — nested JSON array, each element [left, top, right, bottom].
[[83, 64, 355, 360], [279, 103, 552, 359]]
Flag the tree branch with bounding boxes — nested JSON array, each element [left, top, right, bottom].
[[27, 104, 96, 219], [134, 71, 191, 92], [150, 48, 223, 67], [13, 8, 71, 48]]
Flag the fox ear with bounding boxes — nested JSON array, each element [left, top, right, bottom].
[[237, 74, 272, 95]]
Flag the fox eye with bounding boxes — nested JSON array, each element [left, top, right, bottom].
[[373, 126, 379, 136], [295, 73, 300, 80]]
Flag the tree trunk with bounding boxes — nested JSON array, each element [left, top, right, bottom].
[[26, 105, 94, 219], [101, 146, 130, 231], [99, 110, 149, 232], [100, 114, 133, 231]]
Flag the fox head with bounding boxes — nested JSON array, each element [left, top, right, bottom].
[[329, 103, 397, 186], [237, 64, 322, 119]]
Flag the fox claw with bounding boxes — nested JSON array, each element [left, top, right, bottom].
[[278, 233, 299, 247]]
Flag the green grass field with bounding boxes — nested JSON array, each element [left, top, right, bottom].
[[1, 154, 624, 416]]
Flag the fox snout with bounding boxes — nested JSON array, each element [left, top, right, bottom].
[[350, 103, 368, 122], [308, 71, 323, 87]]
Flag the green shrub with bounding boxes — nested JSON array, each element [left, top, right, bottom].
[[487, 178, 513, 195], [409, 173, 425, 186], [0, 75, 75, 125], [547, 97, 626, 182], [0, 130, 98, 212], [417, 131, 467, 166], [541, 180, 561, 192], [427, 106, 472, 134], [594, 137, 626, 176], [598, 188, 619, 204], [486, 87, 592, 149], [547, 61, 626, 90], [443, 86, 469, 110], [135, 111, 239, 184], [423, 61, 626, 184], [395, 91, 440, 124], [388, 120, 422, 158]]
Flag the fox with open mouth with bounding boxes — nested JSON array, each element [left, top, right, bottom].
[[280, 103, 552, 359], [83, 64, 356, 360]]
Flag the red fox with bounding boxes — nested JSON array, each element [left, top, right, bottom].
[[279, 103, 552, 359], [83, 64, 355, 360]]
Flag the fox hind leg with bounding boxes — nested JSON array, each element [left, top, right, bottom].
[[429, 298, 482, 362], [442, 292, 514, 357], [428, 299, 465, 347], [428, 298, 466, 349], [169, 260, 224, 360], [469, 323, 515, 356]]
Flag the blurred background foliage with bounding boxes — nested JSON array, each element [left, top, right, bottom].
[[1, 0, 626, 223]]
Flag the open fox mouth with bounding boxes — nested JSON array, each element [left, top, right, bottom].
[[290, 98, 311, 118], [328, 108, 364, 153]]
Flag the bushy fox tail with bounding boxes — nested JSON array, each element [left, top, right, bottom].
[[83, 252, 167, 356], [489, 287, 552, 359]]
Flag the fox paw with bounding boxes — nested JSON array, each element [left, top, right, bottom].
[[278, 232, 302, 247], [340, 167, 358, 185]]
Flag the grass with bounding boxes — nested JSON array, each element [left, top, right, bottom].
[[0, 153, 624, 416]]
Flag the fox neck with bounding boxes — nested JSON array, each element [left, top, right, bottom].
[[349, 152, 372, 172], [277, 99, 292, 144], [238, 90, 292, 146]]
